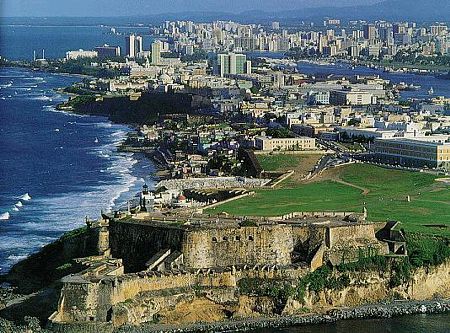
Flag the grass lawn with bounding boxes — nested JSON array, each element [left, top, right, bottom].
[[258, 154, 309, 171], [207, 164, 450, 236], [257, 153, 323, 184]]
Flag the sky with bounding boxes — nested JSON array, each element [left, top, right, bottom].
[[1, 0, 385, 17]]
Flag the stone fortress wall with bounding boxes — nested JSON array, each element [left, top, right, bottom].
[[51, 261, 308, 326], [49, 211, 395, 330], [182, 224, 295, 268], [109, 220, 185, 272]]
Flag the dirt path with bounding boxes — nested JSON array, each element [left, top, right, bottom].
[[334, 179, 370, 195]]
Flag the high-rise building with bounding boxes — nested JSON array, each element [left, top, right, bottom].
[[94, 45, 121, 59], [430, 25, 448, 36], [125, 34, 144, 58], [151, 40, 162, 65], [393, 23, 408, 34], [65, 49, 98, 60], [184, 44, 194, 56], [363, 24, 377, 40], [379, 27, 393, 42], [125, 34, 136, 58], [217, 53, 248, 77], [135, 36, 143, 54]]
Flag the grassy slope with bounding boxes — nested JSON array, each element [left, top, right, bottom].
[[258, 154, 307, 171], [208, 163, 450, 236]]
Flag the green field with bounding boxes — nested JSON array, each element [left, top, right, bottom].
[[258, 154, 310, 171], [207, 164, 450, 236], [257, 153, 323, 185]]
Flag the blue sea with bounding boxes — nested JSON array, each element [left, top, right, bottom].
[[297, 61, 450, 99], [0, 66, 155, 272], [0, 21, 154, 61]]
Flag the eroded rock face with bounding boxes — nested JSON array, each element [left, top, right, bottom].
[[284, 261, 450, 315], [235, 295, 276, 317], [109, 260, 450, 327]]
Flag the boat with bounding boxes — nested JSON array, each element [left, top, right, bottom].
[[428, 87, 434, 95], [94, 137, 99, 143]]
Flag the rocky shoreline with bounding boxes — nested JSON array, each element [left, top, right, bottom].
[[118, 299, 450, 333]]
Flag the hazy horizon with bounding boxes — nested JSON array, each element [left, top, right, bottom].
[[2, 0, 385, 17]]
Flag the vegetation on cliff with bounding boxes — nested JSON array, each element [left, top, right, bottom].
[[238, 233, 450, 306], [62, 92, 205, 125], [0, 227, 97, 293], [238, 266, 351, 309], [53, 58, 120, 78]]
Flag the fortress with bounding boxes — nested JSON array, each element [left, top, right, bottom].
[[48, 210, 405, 332]]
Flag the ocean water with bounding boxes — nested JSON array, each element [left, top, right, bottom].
[[0, 22, 154, 61], [251, 313, 450, 333], [297, 61, 450, 99], [0, 66, 155, 272]]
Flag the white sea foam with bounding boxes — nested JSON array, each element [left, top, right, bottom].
[[23, 77, 44, 81], [32, 95, 52, 101], [14, 130, 141, 234], [95, 122, 113, 129], [0, 104, 150, 270], [7, 255, 27, 261], [12, 206, 19, 212], [20, 193, 32, 201], [43, 105, 86, 117], [15, 201, 23, 208], [0, 212, 10, 220]]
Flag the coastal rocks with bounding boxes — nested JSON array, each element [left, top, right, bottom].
[[116, 300, 450, 333], [0, 316, 49, 333]]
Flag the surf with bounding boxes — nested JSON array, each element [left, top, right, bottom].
[[20, 193, 32, 201], [0, 212, 10, 220]]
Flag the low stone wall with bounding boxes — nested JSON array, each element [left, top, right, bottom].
[[278, 211, 359, 220], [264, 171, 294, 188], [197, 191, 254, 212], [157, 177, 271, 191], [253, 150, 327, 156]]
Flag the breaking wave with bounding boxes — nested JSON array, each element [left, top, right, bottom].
[[21, 193, 32, 201]]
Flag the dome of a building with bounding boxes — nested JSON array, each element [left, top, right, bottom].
[[159, 73, 172, 84]]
